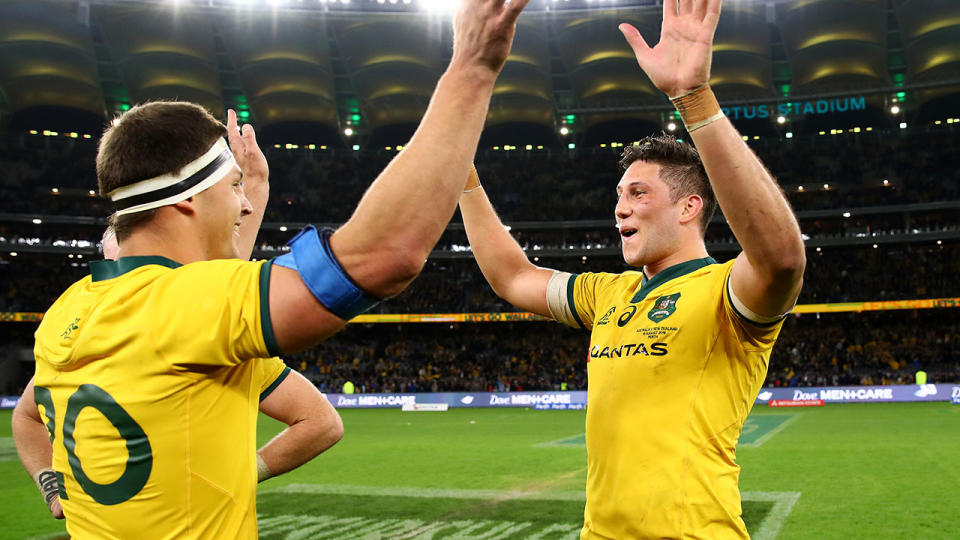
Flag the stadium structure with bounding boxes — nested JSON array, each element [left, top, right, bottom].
[[0, 2, 958, 538]]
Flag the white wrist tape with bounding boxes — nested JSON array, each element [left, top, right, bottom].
[[256, 453, 273, 483]]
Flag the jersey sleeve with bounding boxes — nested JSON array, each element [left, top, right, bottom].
[[570, 272, 622, 331], [717, 261, 785, 352], [150, 259, 279, 368], [257, 357, 292, 402]]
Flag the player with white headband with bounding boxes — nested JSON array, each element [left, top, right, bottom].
[[11, 0, 530, 538]]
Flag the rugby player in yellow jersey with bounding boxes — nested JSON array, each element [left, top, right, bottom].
[[459, 1, 805, 538], [10, 1, 530, 537]]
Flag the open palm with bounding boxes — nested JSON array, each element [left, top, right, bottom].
[[619, 0, 721, 98]]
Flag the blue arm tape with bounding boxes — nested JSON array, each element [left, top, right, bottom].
[[273, 225, 380, 320]]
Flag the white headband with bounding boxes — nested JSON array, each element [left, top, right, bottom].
[[109, 138, 240, 216]]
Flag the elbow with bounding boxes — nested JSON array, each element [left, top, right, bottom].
[[366, 251, 425, 299], [769, 249, 806, 284], [320, 412, 345, 451]]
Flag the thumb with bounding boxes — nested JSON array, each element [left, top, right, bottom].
[[619, 23, 652, 67]]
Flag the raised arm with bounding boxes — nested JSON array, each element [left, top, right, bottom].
[[459, 167, 554, 316], [268, 0, 530, 353], [255, 371, 343, 482], [11, 378, 64, 520], [227, 109, 269, 261], [619, 0, 804, 318]]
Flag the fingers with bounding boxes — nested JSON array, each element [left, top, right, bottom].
[[49, 496, 64, 520], [678, 0, 693, 16], [501, 0, 530, 24], [663, 0, 677, 20], [703, 0, 722, 28], [226, 109, 243, 151], [619, 23, 651, 63], [241, 123, 258, 145]]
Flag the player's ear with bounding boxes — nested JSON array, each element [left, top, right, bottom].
[[172, 197, 197, 215], [678, 194, 703, 226]]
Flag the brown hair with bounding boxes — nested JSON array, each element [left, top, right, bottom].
[[96, 102, 226, 241], [619, 133, 717, 233]]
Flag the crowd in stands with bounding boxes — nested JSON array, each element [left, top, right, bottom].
[[2, 125, 959, 394], [3, 126, 959, 222]]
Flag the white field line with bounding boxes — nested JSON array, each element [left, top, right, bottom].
[[740, 414, 802, 448], [263, 484, 800, 540]]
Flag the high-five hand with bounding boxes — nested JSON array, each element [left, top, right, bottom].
[[451, 0, 531, 77], [618, 0, 722, 98]]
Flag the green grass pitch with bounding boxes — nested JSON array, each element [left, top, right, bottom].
[[1, 402, 958, 539]]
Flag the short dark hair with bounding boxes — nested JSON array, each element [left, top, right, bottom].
[[619, 133, 717, 233], [96, 102, 226, 241]]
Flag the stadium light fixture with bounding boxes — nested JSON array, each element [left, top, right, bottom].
[[882, 179, 889, 186], [899, 122, 907, 129], [890, 105, 900, 114], [51, 188, 59, 194], [797, 185, 804, 192], [776, 116, 786, 124], [937, 240, 943, 245], [667, 122, 677, 131], [88, 190, 96, 196], [344, 127, 354, 137], [873, 244, 878, 249], [32, 218, 42, 225], [560, 126, 569, 136], [823, 184, 829, 190], [842, 212, 851, 218], [9, 252, 17, 256], [68, 254, 74, 259], [816, 247, 821, 253], [279, 226, 288, 232], [785, 132, 793, 139]]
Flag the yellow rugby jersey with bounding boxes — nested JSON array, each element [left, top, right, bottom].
[[567, 258, 783, 540], [32, 256, 287, 540]]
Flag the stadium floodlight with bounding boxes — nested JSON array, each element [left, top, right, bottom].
[[279, 226, 288, 232], [776, 116, 786, 124], [344, 127, 354, 137], [797, 185, 804, 191], [51, 188, 59, 194], [899, 122, 907, 129], [938, 240, 943, 245], [823, 184, 829, 190], [890, 105, 900, 114], [842, 212, 851, 218], [667, 122, 677, 131], [882, 179, 889, 186], [32, 218, 42, 225], [560, 126, 569, 136], [421, 0, 460, 13], [88, 190, 96, 196]]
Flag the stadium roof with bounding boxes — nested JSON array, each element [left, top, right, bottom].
[[0, 0, 958, 141]]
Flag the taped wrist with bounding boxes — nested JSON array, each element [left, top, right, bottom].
[[670, 84, 724, 132], [273, 226, 380, 320], [33, 468, 59, 506], [256, 453, 273, 483]]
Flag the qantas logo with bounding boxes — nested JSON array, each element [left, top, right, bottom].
[[589, 342, 668, 358]]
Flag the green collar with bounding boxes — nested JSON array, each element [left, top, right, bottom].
[[90, 256, 182, 282], [630, 257, 716, 303]]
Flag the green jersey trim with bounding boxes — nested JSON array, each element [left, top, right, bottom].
[[90, 256, 182, 282], [260, 260, 281, 357], [260, 366, 291, 402], [630, 257, 717, 303], [567, 273, 586, 329]]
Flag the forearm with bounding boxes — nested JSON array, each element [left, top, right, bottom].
[[331, 68, 497, 296], [689, 117, 805, 275], [460, 189, 537, 298], [12, 406, 54, 477], [257, 415, 343, 479]]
